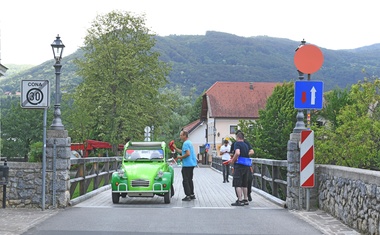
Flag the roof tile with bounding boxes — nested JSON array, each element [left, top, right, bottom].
[[203, 82, 280, 118]]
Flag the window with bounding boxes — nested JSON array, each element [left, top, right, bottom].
[[230, 125, 238, 134]]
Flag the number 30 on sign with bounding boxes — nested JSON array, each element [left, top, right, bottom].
[[21, 80, 50, 109]]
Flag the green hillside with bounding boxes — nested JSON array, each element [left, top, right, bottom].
[[2, 31, 380, 96]]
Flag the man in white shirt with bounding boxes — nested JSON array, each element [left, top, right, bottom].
[[220, 139, 231, 183]]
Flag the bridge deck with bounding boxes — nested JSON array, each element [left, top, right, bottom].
[[75, 166, 282, 208], [1, 166, 360, 235]]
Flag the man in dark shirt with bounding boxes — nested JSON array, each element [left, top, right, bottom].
[[230, 131, 252, 206], [230, 130, 254, 202]]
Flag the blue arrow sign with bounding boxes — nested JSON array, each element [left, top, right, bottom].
[[294, 81, 324, 109]]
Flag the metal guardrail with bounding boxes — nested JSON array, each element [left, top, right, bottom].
[[212, 157, 288, 201], [69, 157, 122, 199]]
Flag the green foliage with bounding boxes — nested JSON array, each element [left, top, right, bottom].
[[0, 96, 45, 160], [314, 78, 380, 170], [155, 86, 200, 142], [71, 10, 170, 146], [188, 88, 204, 122], [239, 82, 298, 160], [28, 141, 43, 162], [316, 88, 351, 130]]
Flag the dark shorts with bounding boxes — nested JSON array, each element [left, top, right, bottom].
[[232, 165, 250, 187]]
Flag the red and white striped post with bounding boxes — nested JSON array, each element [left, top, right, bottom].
[[300, 130, 314, 187], [300, 130, 314, 211]]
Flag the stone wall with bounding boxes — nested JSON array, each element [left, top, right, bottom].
[[0, 162, 43, 208], [0, 131, 71, 209], [317, 165, 380, 235], [0, 160, 69, 209]]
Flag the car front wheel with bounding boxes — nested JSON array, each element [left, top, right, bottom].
[[112, 192, 120, 204], [164, 188, 171, 204]]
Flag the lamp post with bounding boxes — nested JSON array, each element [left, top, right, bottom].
[[213, 127, 216, 150], [293, 39, 306, 133], [50, 35, 65, 130]]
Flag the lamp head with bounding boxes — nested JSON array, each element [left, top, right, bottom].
[[51, 34, 65, 62]]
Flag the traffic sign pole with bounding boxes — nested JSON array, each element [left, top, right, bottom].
[[293, 41, 323, 210], [144, 126, 151, 142], [300, 130, 315, 211], [21, 80, 50, 209]]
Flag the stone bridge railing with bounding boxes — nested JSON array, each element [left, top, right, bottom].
[[316, 165, 380, 235]]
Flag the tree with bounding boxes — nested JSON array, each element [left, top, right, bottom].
[[72, 11, 170, 147], [188, 89, 204, 122], [239, 82, 298, 160], [316, 87, 351, 130], [0, 97, 44, 159], [314, 78, 380, 169], [155, 86, 199, 142]]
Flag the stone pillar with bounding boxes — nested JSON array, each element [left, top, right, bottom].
[[286, 132, 302, 210], [46, 130, 71, 208]]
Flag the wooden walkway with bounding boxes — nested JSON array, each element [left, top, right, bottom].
[[74, 166, 282, 209]]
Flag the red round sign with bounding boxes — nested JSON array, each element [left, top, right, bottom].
[[294, 44, 324, 74]]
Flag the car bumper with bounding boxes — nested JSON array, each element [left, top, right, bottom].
[[113, 182, 169, 194]]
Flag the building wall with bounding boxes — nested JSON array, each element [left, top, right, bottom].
[[187, 124, 206, 160]]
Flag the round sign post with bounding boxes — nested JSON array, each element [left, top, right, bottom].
[[294, 44, 324, 75], [293, 42, 323, 211]]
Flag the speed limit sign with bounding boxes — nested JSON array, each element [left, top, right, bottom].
[[21, 80, 50, 108]]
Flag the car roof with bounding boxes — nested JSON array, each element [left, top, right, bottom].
[[126, 141, 166, 150]]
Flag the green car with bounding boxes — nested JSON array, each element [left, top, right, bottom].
[[111, 141, 175, 204]]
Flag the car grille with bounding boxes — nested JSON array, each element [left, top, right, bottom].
[[131, 179, 150, 187]]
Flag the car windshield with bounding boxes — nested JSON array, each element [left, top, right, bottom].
[[125, 149, 164, 160]]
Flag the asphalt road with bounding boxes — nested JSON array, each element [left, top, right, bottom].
[[22, 206, 323, 235]]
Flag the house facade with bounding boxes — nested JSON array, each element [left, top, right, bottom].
[[183, 81, 280, 163]]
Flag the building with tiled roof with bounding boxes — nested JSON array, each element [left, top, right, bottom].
[[184, 81, 280, 163], [0, 36, 7, 76]]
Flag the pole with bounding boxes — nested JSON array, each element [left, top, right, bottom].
[[306, 188, 310, 211], [2, 185, 5, 208], [53, 141, 57, 208], [2, 159, 7, 208], [42, 108, 47, 210], [51, 62, 64, 130], [293, 40, 307, 133]]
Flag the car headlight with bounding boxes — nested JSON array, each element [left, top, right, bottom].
[[157, 170, 164, 179], [118, 169, 125, 177]]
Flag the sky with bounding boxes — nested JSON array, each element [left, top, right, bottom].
[[1, 0, 380, 65]]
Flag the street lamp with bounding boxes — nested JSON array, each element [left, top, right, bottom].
[[50, 35, 65, 130], [293, 39, 306, 133]]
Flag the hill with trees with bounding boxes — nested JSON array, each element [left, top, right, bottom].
[[2, 31, 380, 96]]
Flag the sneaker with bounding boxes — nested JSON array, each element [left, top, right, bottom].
[[190, 194, 196, 200], [231, 200, 244, 206], [248, 194, 252, 202], [242, 199, 249, 205], [182, 196, 192, 201]]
